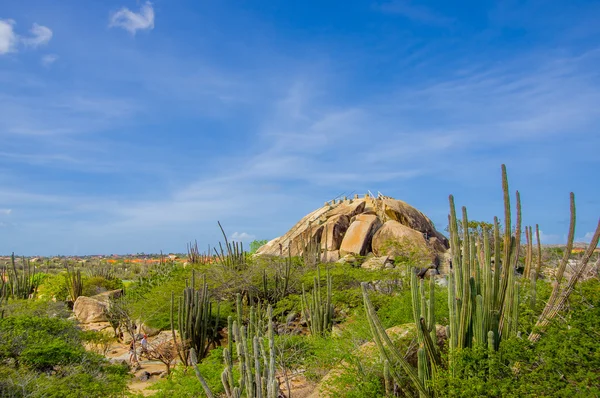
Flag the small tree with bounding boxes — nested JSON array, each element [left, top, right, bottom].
[[249, 239, 268, 254], [144, 340, 178, 375]]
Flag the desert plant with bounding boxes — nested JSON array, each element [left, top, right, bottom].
[[193, 297, 278, 398], [302, 267, 334, 337], [7, 253, 38, 300], [215, 221, 247, 270], [65, 265, 83, 303], [361, 164, 591, 397], [171, 272, 220, 366], [145, 339, 178, 375], [261, 249, 292, 304]]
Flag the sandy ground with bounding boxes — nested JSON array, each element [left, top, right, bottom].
[[82, 322, 173, 396]]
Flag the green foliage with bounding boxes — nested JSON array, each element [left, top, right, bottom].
[[36, 272, 70, 302], [249, 240, 268, 254], [380, 237, 434, 268], [20, 340, 84, 371], [82, 275, 123, 297], [302, 267, 334, 336], [0, 311, 128, 397], [433, 279, 600, 397], [151, 348, 227, 397], [1, 297, 71, 319]]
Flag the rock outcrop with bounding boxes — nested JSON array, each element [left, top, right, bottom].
[[73, 296, 109, 324], [73, 289, 123, 324], [255, 194, 449, 263]]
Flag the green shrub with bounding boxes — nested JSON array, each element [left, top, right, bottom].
[[82, 276, 123, 297], [151, 347, 226, 397]]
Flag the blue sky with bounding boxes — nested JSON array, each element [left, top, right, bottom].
[[1, 0, 599, 256]]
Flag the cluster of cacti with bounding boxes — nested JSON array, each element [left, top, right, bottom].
[[187, 240, 215, 265], [445, 165, 521, 354], [171, 271, 220, 365], [65, 265, 83, 302], [261, 248, 291, 304], [87, 264, 116, 280], [215, 221, 247, 270], [193, 293, 279, 398], [302, 267, 334, 336], [0, 265, 7, 316], [7, 253, 38, 300], [529, 200, 600, 343], [361, 165, 528, 396]]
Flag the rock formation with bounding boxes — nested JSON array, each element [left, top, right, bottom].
[[73, 289, 123, 324], [255, 194, 449, 264]]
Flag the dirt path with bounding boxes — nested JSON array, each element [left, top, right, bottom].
[[82, 322, 173, 396]]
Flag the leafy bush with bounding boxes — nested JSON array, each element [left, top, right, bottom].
[[82, 275, 123, 297], [0, 311, 129, 397], [433, 279, 600, 397], [151, 347, 226, 397]]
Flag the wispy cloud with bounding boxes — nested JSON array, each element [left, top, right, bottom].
[[0, 19, 18, 54], [109, 2, 155, 34], [41, 54, 59, 66], [230, 232, 256, 242], [0, 20, 52, 54], [576, 231, 596, 243], [377, 1, 453, 25], [21, 23, 53, 47], [538, 230, 566, 244]]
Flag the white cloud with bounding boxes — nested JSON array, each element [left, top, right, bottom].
[[0, 209, 12, 215], [0, 20, 52, 55], [230, 232, 256, 242], [21, 23, 52, 48], [109, 2, 155, 34], [576, 231, 596, 243], [41, 54, 58, 66], [538, 230, 566, 244], [0, 19, 18, 54]]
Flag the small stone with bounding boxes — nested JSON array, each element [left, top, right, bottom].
[[286, 312, 298, 325], [139, 371, 151, 382]]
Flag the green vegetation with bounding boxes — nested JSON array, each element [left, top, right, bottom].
[[1, 165, 598, 397], [0, 302, 129, 397]]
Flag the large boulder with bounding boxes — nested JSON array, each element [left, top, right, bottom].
[[339, 214, 382, 256], [372, 220, 431, 257], [320, 214, 350, 251], [255, 195, 449, 266], [73, 296, 109, 324]]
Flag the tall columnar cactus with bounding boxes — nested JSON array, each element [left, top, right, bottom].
[[362, 164, 526, 396], [195, 295, 279, 398], [215, 221, 246, 270], [262, 249, 292, 304], [302, 267, 334, 336], [65, 265, 83, 303], [171, 272, 220, 365], [8, 253, 38, 300], [0, 265, 8, 315], [529, 201, 600, 342]]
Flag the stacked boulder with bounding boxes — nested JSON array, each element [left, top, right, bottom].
[[255, 194, 449, 269]]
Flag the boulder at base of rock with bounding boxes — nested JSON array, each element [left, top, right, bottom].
[[339, 214, 382, 256], [361, 256, 391, 270], [336, 254, 357, 265], [73, 296, 109, 324], [372, 220, 430, 258], [322, 250, 340, 263]]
